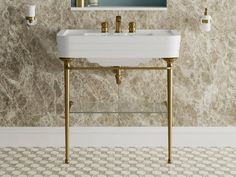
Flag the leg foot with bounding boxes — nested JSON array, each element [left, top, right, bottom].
[[168, 159, 172, 164], [65, 159, 70, 164]]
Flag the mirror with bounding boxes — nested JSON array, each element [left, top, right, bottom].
[[71, 0, 167, 8]]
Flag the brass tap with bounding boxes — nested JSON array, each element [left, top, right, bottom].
[[101, 22, 109, 33], [129, 22, 136, 33], [115, 16, 122, 33]]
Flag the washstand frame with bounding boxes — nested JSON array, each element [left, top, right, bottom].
[[60, 58, 176, 164]]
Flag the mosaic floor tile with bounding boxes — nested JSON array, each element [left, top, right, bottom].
[[0, 147, 236, 176]]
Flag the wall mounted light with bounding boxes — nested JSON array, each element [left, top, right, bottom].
[[26, 5, 37, 26], [200, 8, 212, 32]]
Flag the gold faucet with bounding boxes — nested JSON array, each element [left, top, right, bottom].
[[129, 22, 136, 33], [115, 16, 122, 33], [101, 22, 109, 33]]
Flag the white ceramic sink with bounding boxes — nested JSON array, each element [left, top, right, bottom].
[[84, 32, 153, 36], [57, 29, 181, 66]]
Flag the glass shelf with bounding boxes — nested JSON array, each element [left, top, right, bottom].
[[70, 101, 167, 114]]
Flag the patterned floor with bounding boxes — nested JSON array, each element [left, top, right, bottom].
[[0, 147, 236, 177]]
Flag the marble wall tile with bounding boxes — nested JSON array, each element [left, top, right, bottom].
[[0, 0, 235, 126]]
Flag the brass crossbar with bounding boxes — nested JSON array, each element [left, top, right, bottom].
[[67, 66, 171, 70]]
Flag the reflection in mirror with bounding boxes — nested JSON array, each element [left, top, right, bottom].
[[71, 0, 167, 8]]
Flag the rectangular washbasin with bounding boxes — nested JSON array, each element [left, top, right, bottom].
[[83, 32, 154, 36], [57, 29, 181, 66]]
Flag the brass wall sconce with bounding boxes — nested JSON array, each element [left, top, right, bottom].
[[200, 8, 212, 32], [25, 5, 37, 26]]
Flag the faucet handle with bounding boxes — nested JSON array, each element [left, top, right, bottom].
[[116, 16, 121, 22], [129, 22, 136, 33], [101, 22, 109, 33]]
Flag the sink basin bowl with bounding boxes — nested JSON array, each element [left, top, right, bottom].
[[57, 29, 181, 66], [84, 32, 154, 36]]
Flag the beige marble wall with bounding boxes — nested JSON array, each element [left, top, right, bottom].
[[0, 0, 235, 127]]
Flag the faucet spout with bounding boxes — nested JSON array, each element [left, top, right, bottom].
[[115, 16, 122, 33]]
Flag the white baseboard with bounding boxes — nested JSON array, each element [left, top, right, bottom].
[[0, 127, 235, 147]]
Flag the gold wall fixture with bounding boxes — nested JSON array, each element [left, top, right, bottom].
[[204, 8, 208, 16], [26, 16, 35, 23], [61, 58, 176, 164], [202, 19, 209, 23], [25, 5, 37, 26], [200, 7, 212, 32]]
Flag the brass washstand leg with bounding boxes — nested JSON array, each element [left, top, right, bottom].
[[64, 59, 71, 164], [164, 58, 176, 164]]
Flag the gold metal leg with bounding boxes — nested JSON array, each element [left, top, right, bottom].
[[64, 59, 71, 164], [164, 58, 176, 164]]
